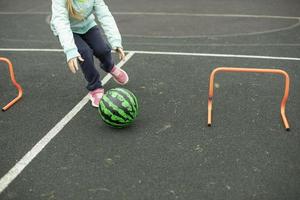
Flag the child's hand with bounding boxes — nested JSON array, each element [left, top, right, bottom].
[[116, 47, 125, 61], [67, 56, 84, 73]]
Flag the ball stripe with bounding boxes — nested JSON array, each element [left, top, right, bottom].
[[99, 100, 128, 125], [108, 89, 137, 118], [111, 88, 138, 114], [119, 88, 138, 111], [126, 89, 139, 111], [101, 95, 133, 121], [99, 112, 127, 128]]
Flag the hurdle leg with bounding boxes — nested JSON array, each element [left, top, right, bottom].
[[0, 57, 23, 111]]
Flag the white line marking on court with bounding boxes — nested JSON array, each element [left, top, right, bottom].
[[0, 11, 299, 20], [132, 50, 300, 61], [0, 48, 299, 61], [122, 19, 300, 39], [117, 13, 300, 39], [0, 38, 57, 44], [0, 48, 63, 52], [124, 42, 300, 47], [1, 11, 299, 39], [0, 51, 135, 194], [113, 12, 300, 39], [1, 41, 300, 47], [113, 12, 300, 20], [0, 11, 50, 15]]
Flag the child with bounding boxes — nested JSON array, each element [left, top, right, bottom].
[[50, 0, 128, 107]]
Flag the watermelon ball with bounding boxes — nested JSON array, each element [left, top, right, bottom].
[[98, 88, 138, 128]]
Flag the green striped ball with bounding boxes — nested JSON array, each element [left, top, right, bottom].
[[98, 88, 138, 128]]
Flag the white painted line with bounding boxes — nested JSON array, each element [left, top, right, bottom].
[[122, 19, 300, 39], [0, 48, 299, 61], [0, 51, 135, 194], [132, 50, 300, 61], [1, 11, 299, 38], [113, 12, 300, 20], [116, 13, 300, 39], [124, 42, 300, 47], [0, 49, 120, 53], [0, 11, 50, 15], [0, 11, 299, 20], [0, 48, 63, 52]]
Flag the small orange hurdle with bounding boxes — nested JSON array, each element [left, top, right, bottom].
[[0, 57, 23, 111], [208, 67, 290, 131]]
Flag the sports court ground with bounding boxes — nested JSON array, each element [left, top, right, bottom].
[[0, 0, 300, 199]]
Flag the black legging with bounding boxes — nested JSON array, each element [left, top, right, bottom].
[[73, 26, 114, 91]]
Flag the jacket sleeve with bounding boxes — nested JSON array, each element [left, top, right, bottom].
[[94, 0, 122, 49], [51, 0, 79, 61]]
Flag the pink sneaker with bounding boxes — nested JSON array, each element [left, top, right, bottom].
[[110, 66, 129, 85], [88, 88, 104, 107]]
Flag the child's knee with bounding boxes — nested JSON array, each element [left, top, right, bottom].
[[94, 45, 111, 58]]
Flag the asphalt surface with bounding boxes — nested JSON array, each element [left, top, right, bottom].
[[0, 0, 300, 200]]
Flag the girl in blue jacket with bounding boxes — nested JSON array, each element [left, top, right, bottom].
[[51, 0, 128, 107]]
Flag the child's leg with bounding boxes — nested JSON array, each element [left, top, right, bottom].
[[82, 26, 114, 73], [73, 33, 102, 91]]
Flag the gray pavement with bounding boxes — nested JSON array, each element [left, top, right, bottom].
[[0, 0, 300, 199]]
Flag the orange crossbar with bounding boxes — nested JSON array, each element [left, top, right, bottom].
[[0, 57, 23, 111], [208, 67, 290, 131]]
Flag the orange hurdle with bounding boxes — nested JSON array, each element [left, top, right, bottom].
[[0, 57, 23, 111], [208, 67, 290, 131]]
